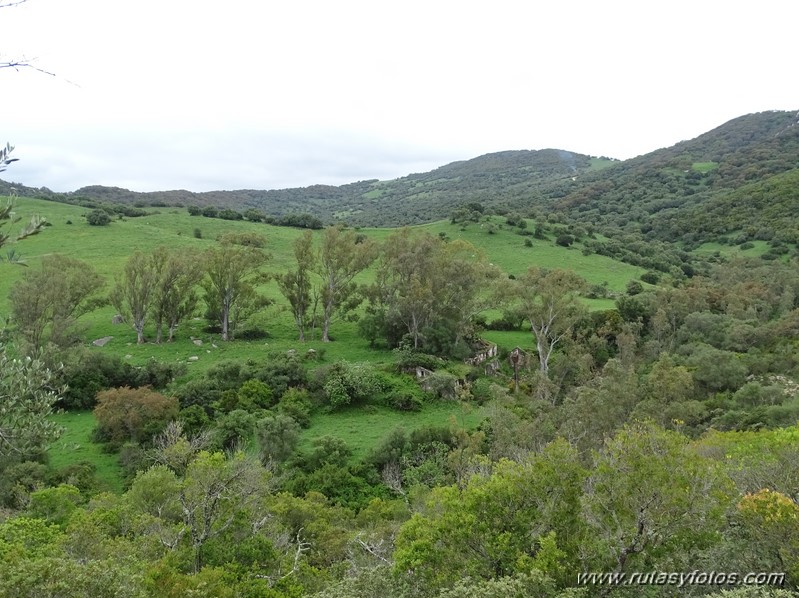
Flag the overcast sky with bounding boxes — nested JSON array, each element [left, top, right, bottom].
[[2, 0, 796, 193]]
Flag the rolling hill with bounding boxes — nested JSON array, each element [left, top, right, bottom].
[[2, 110, 797, 247]]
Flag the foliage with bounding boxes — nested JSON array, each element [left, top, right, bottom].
[[93, 386, 179, 447], [320, 361, 387, 409], [202, 239, 270, 341], [513, 267, 586, 377], [257, 413, 300, 463], [110, 251, 161, 344], [86, 208, 112, 226], [317, 225, 377, 342], [275, 229, 315, 341], [9, 254, 105, 353], [0, 353, 64, 461]]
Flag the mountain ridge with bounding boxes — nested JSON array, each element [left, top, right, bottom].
[[2, 110, 797, 234]]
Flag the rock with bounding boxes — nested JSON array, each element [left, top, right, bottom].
[[124, 354, 132, 359], [111, 314, 124, 325], [193, 339, 203, 346], [92, 336, 113, 347], [188, 356, 199, 362]]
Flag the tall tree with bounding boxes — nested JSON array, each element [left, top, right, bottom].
[[110, 251, 160, 344], [275, 230, 315, 341], [371, 229, 501, 352], [177, 451, 272, 573], [9, 254, 105, 352], [514, 267, 586, 375], [377, 228, 439, 349], [151, 247, 204, 343], [203, 240, 269, 341], [316, 226, 376, 343], [581, 421, 733, 576]]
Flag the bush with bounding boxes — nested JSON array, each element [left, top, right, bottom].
[[235, 379, 275, 412], [213, 409, 256, 451], [320, 361, 386, 409], [193, 227, 202, 239], [86, 209, 111, 226], [256, 413, 300, 463], [555, 234, 574, 247], [640, 271, 660, 285], [387, 390, 424, 411], [626, 280, 644, 296], [178, 405, 211, 436], [93, 386, 179, 447], [276, 388, 313, 427], [252, 353, 308, 399], [218, 231, 266, 247], [59, 352, 140, 410]]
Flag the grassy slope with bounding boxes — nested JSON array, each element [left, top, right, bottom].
[[3, 196, 646, 485]]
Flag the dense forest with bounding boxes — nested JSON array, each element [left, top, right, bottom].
[[1, 111, 798, 596]]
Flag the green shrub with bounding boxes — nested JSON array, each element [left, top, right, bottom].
[[86, 209, 111, 226], [276, 388, 313, 427]]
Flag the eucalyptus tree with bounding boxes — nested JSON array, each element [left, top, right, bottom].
[[316, 225, 377, 342], [275, 230, 315, 341], [203, 237, 270, 341]]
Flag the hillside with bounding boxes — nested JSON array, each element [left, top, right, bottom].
[[2, 110, 797, 250]]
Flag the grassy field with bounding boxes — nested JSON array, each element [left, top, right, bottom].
[[693, 239, 771, 258], [2, 198, 644, 368], [299, 401, 486, 461], [3, 195, 648, 488], [49, 411, 125, 493]]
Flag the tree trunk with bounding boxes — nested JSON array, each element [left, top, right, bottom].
[[322, 301, 333, 342], [222, 308, 230, 341], [135, 318, 145, 344]]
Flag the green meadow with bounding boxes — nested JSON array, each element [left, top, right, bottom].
[[3, 196, 648, 486]]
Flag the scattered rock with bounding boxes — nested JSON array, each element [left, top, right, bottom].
[[111, 314, 124, 325], [124, 354, 132, 359], [92, 336, 113, 347], [188, 356, 199, 362], [193, 339, 203, 346]]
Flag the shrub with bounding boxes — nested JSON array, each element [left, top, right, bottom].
[[213, 409, 256, 451], [178, 405, 211, 436], [86, 209, 111, 226], [252, 353, 308, 399], [59, 352, 140, 410], [218, 231, 266, 247], [423, 371, 459, 401], [321, 361, 386, 409], [235, 379, 275, 412], [193, 227, 202, 239], [256, 413, 300, 463], [640, 271, 660, 285], [93, 386, 179, 447], [555, 234, 574, 247], [388, 390, 424, 411], [626, 280, 644, 296], [276, 388, 313, 427]]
